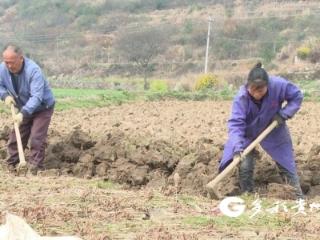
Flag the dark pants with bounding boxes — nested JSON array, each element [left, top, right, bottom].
[[239, 152, 304, 199], [7, 107, 54, 168]]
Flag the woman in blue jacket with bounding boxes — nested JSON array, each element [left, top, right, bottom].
[[219, 62, 303, 198], [0, 44, 55, 175]]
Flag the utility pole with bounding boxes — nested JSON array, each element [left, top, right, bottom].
[[204, 17, 213, 74]]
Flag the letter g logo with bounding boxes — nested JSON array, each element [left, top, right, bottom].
[[219, 197, 246, 218]]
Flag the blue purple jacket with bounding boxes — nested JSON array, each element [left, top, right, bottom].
[[0, 57, 55, 116], [219, 76, 303, 174]]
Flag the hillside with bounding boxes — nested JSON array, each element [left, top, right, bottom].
[[1, 0, 320, 86]]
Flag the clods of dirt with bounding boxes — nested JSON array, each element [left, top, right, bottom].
[[1, 101, 320, 199], [267, 183, 296, 200]]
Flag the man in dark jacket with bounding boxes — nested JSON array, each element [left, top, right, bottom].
[[0, 44, 55, 174]]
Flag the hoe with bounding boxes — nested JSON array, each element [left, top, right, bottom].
[[206, 120, 278, 199], [10, 103, 27, 175]]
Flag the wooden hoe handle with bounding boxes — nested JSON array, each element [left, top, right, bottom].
[[10, 104, 26, 167], [206, 120, 278, 199]]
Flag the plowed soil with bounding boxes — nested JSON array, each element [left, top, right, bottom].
[[1, 101, 320, 239]]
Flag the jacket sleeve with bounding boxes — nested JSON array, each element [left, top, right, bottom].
[[0, 76, 9, 101], [227, 96, 247, 153], [21, 69, 44, 116], [279, 82, 303, 119]]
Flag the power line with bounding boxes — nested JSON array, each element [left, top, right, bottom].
[[0, 7, 319, 42]]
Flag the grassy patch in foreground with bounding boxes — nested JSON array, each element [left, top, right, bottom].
[[92, 179, 120, 190]]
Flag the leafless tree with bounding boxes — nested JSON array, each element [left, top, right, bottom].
[[115, 26, 169, 90]]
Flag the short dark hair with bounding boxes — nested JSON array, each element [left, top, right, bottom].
[[2, 43, 23, 55], [247, 62, 269, 87]]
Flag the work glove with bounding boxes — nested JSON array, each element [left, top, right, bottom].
[[13, 112, 23, 125], [272, 113, 285, 127], [233, 151, 243, 160], [4, 96, 15, 106]]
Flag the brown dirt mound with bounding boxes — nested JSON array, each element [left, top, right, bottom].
[[0, 125, 10, 160], [0, 125, 314, 198], [267, 183, 296, 200], [43, 127, 224, 195]]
